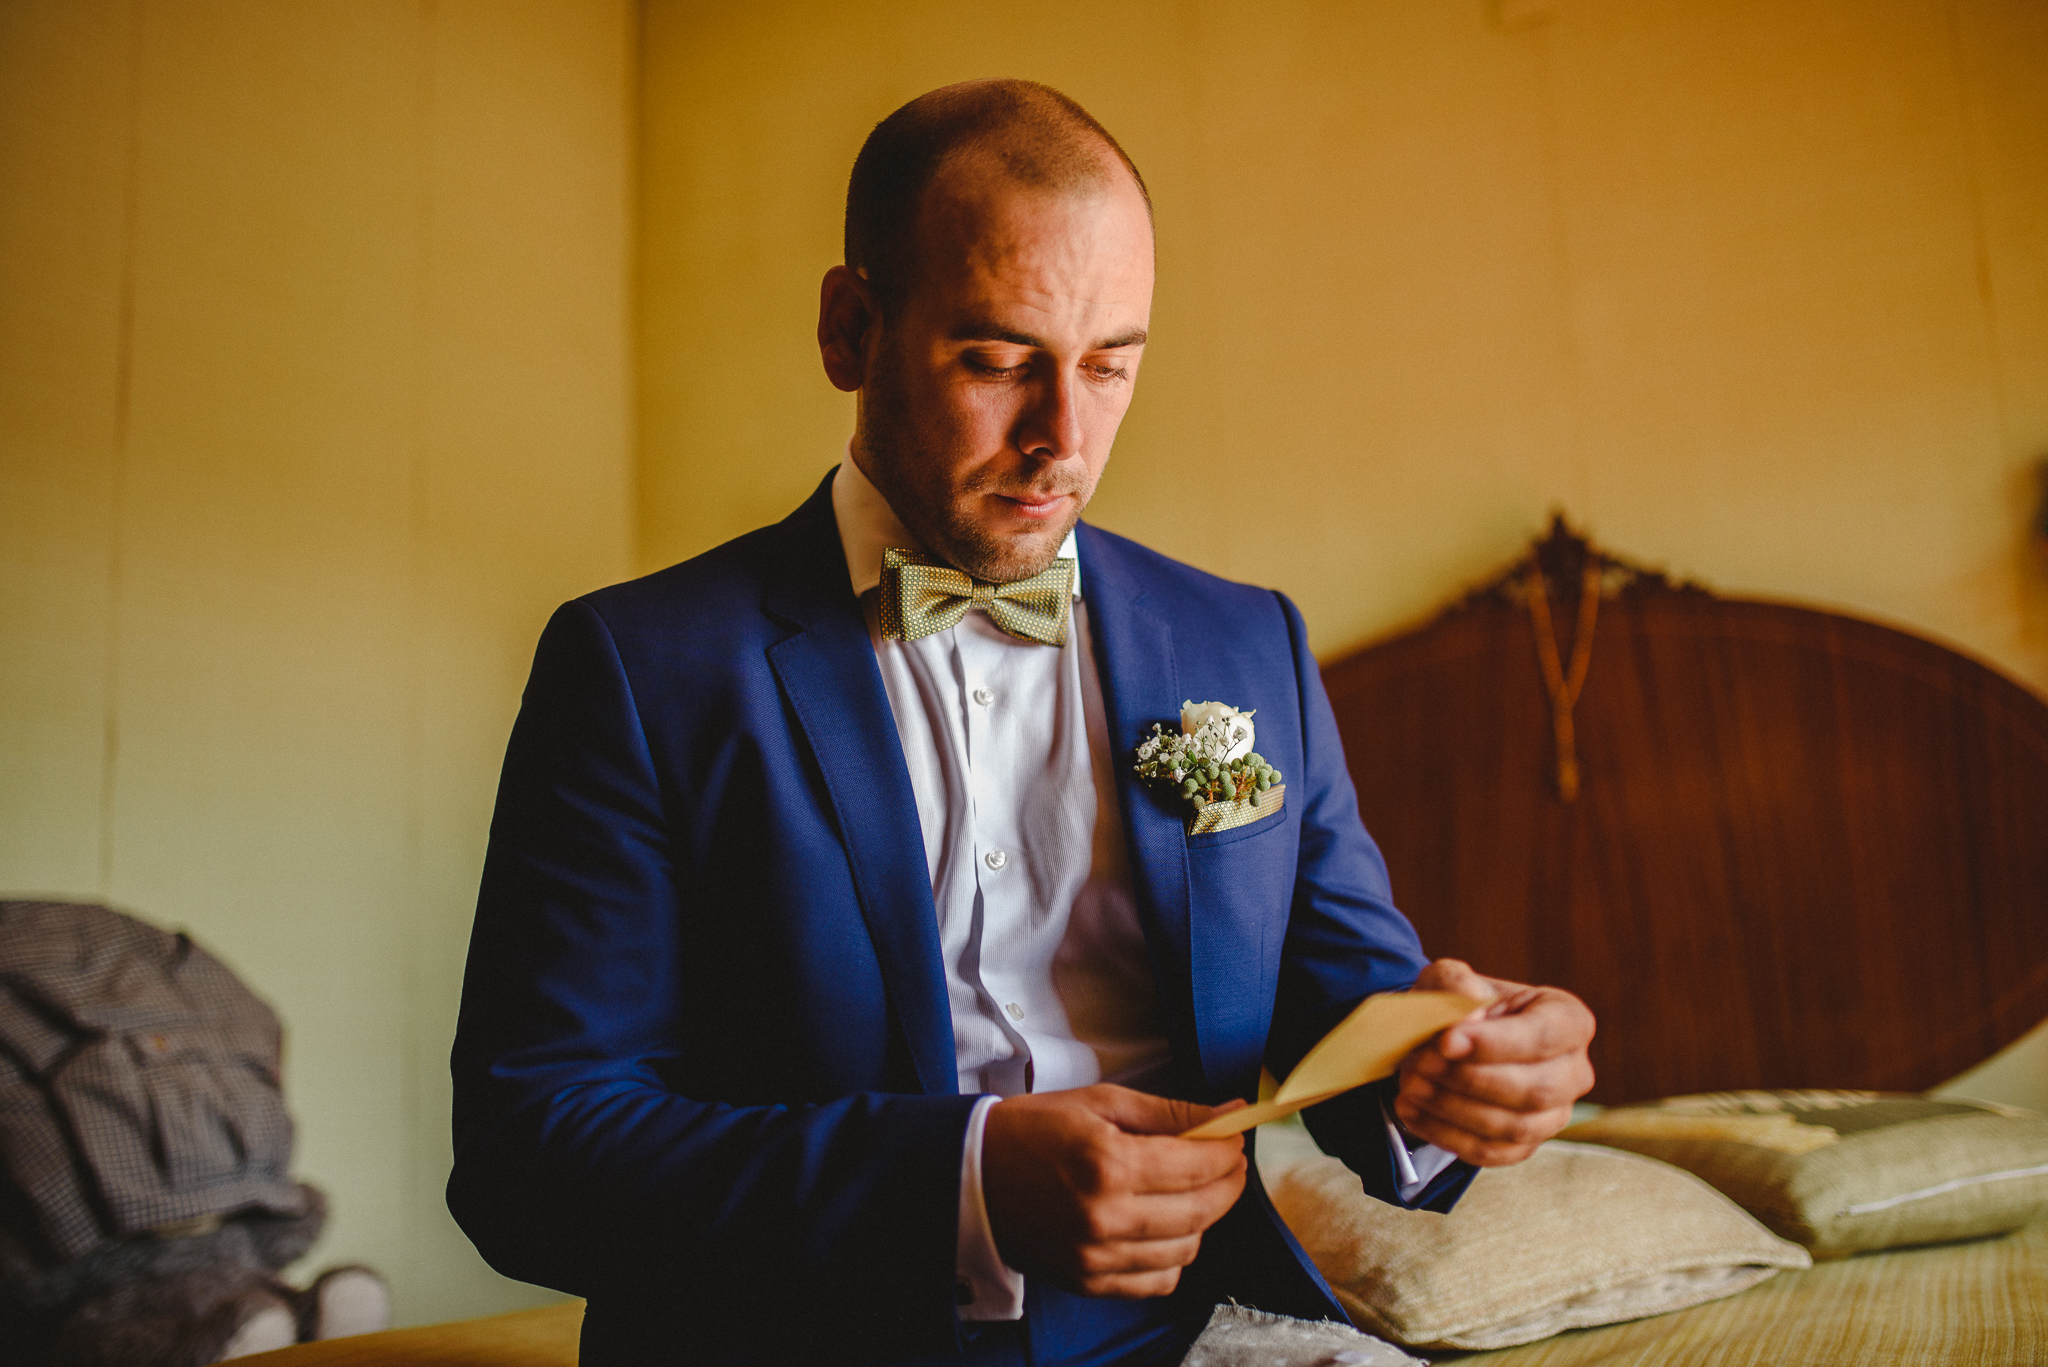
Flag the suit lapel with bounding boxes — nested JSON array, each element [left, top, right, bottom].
[[763, 476, 957, 1097], [1078, 525, 1221, 1097]]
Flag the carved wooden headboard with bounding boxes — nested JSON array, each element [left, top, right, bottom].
[[1320, 520, 2048, 1104]]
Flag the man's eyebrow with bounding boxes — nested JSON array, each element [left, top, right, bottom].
[[950, 322, 1048, 347], [948, 319, 1149, 350]]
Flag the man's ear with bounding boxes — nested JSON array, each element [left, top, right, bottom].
[[818, 265, 879, 393]]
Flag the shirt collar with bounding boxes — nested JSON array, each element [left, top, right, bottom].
[[832, 446, 1081, 600]]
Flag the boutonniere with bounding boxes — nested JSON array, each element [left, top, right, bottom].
[[1132, 701, 1287, 835]]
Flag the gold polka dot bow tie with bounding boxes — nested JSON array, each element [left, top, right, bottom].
[[878, 547, 1076, 646]]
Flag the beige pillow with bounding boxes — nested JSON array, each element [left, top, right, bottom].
[[1561, 1090, 2048, 1258], [1261, 1129, 1808, 1351]]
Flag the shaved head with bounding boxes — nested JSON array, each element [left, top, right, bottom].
[[844, 79, 1151, 314]]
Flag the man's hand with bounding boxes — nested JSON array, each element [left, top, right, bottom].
[[980, 1085, 1247, 1299], [1395, 958, 1596, 1167]]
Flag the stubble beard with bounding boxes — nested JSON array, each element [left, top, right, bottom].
[[857, 341, 1090, 584]]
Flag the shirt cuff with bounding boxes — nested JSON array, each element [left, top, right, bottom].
[[957, 1095, 1026, 1321], [1380, 1096, 1461, 1205]]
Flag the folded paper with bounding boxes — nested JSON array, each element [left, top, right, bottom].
[[1183, 991, 1486, 1138]]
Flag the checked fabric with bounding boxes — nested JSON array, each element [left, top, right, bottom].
[[0, 900, 306, 1269], [878, 547, 1076, 646]]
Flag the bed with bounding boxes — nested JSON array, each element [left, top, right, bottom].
[[1314, 519, 2048, 1364], [247, 522, 2048, 1366]]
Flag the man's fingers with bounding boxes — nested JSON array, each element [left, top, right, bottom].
[[1396, 1075, 1575, 1148], [1081, 1172, 1247, 1243], [1393, 965, 1598, 1170], [1394, 1075, 1571, 1164], [1413, 958, 1514, 1060], [1395, 1101, 1562, 1167], [980, 1085, 1252, 1296], [1073, 1233, 1207, 1279], [1405, 1052, 1594, 1114], [1083, 1084, 1244, 1138], [1059, 1085, 1247, 1194], [1412, 957, 1503, 1000], [1111, 1130, 1247, 1195], [1434, 988, 1595, 1064]]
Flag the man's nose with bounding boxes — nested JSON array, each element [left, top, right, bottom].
[[1014, 367, 1085, 463]]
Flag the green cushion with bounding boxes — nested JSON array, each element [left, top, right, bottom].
[[1562, 1091, 2048, 1257]]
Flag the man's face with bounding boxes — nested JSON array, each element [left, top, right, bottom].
[[853, 155, 1154, 583]]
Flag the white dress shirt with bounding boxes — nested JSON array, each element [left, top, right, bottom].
[[830, 456, 1453, 1322]]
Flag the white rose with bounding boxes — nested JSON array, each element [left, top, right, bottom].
[[1181, 700, 1255, 761]]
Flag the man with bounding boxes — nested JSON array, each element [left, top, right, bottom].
[[450, 80, 1594, 1367]]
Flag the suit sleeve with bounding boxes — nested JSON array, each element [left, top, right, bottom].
[[448, 601, 978, 1358], [1262, 591, 1477, 1213]]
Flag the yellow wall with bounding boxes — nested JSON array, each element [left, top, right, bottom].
[[0, 0, 631, 1326], [639, 0, 2047, 686], [637, 0, 2048, 1108]]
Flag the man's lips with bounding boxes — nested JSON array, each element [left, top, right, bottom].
[[993, 491, 1072, 520]]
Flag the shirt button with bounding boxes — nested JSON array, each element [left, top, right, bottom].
[[1005, 1002, 1025, 1021], [972, 686, 995, 706], [984, 849, 1008, 870]]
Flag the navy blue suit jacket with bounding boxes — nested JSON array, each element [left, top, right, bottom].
[[449, 473, 1471, 1364]]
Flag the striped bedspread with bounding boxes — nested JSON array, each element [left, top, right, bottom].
[[1446, 1219, 2048, 1366], [237, 1221, 2047, 1366]]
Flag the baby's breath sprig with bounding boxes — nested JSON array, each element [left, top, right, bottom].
[[1132, 712, 1283, 813]]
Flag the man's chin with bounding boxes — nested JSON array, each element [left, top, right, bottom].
[[945, 523, 1077, 584]]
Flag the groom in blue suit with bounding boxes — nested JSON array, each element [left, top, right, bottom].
[[450, 80, 1594, 1367]]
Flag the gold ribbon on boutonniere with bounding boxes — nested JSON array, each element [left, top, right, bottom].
[[1132, 700, 1286, 835], [1185, 783, 1287, 835]]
